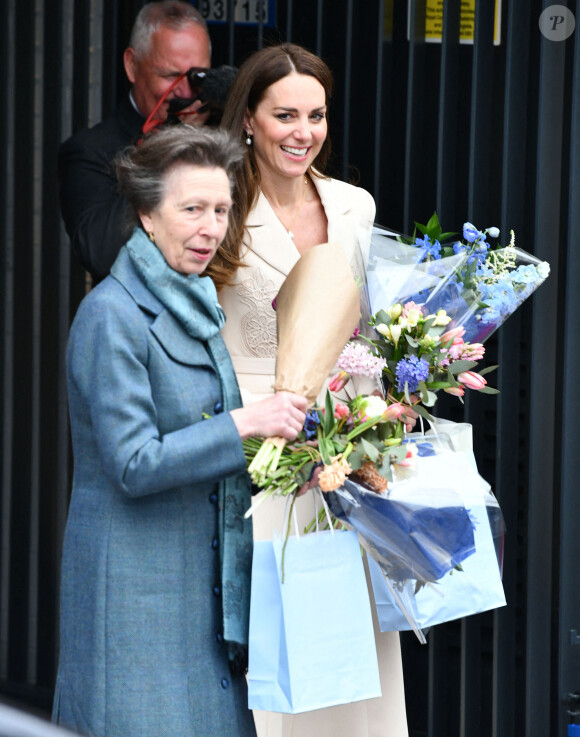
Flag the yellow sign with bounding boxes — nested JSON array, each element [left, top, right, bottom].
[[418, 0, 502, 46]]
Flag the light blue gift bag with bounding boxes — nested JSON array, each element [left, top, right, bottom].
[[367, 481, 506, 640], [248, 528, 381, 714]]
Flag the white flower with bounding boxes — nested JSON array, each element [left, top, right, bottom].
[[387, 303, 402, 320], [376, 323, 390, 337], [362, 395, 389, 417], [405, 308, 422, 327], [430, 309, 452, 326], [389, 324, 402, 347], [537, 261, 551, 279]]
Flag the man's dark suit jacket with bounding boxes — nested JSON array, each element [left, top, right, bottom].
[[58, 97, 144, 281]]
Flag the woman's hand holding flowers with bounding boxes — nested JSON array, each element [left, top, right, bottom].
[[231, 391, 308, 441]]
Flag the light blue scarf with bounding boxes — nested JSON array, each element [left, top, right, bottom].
[[124, 228, 253, 669]]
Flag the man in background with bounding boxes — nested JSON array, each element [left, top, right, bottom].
[[59, 1, 212, 282]]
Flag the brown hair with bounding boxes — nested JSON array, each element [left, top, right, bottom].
[[212, 43, 333, 290]]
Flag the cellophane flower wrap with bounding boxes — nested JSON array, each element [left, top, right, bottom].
[[325, 422, 507, 642], [386, 213, 551, 343], [334, 214, 549, 419]]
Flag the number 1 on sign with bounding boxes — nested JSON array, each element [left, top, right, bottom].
[[198, 0, 269, 24]]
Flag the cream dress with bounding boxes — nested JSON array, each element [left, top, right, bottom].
[[219, 175, 408, 737]]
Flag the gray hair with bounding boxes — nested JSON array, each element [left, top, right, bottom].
[[129, 1, 210, 59], [115, 126, 244, 229]]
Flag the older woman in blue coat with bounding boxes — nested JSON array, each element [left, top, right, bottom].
[[52, 126, 307, 737]]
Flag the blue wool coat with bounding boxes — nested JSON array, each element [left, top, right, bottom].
[[53, 250, 256, 737]]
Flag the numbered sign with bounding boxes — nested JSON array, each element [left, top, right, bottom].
[[197, 0, 275, 26]]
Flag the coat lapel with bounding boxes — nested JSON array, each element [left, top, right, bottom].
[[245, 177, 355, 277], [314, 176, 356, 244], [245, 193, 301, 276]]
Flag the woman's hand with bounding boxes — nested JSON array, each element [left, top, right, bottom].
[[402, 405, 419, 432], [231, 391, 308, 441]]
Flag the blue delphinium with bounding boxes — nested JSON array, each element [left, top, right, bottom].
[[303, 409, 321, 440], [463, 222, 482, 242], [395, 355, 430, 393], [415, 234, 441, 259]]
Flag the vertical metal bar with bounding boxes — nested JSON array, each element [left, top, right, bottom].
[[0, 0, 16, 681], [435, 0, 460, 223], [526, 6, 566, 737], [227, 0, 235, 64], [26, 0, 45, 686], [372, 0, 385, 201], [557, 10, 580, 737], [53, 0, 76, 662], [256, 0, 264, 50], [340, 0, 354, 183], [494, 3, 532, 735], [88, 0, 103, 127], [286, 0, 292, 43], [467, 0, 494, 222], [403, 0, 425, 229], [315, 0, 323, 56]]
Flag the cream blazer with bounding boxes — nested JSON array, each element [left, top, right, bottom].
[[219, 174, 375, 403]]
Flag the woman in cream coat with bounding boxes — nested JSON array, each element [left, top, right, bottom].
[[214, 44, 409, 737]]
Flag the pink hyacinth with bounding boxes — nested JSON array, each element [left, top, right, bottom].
[[461, 342, 485, 361], [448, 341, 485, 362], [337, 342, 386, 379]]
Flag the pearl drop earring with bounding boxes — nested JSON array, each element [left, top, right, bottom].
[[245, 132, 252, 146]]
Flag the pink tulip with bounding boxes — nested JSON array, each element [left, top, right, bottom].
[[383, 403, 405, 421], [328, 371, 350, 392], [440, 326, 466, 344], [458, 371, 487, 390], [334, 403, 349, 419], [444, 386, 465, 397]]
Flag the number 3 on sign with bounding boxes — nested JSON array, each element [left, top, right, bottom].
[[198, 0, 271, 25]]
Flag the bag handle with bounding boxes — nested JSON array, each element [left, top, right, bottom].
[[314, 489, 334, 534]]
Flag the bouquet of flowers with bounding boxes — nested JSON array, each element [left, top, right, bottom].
[[244, 390, 408, 512], [332, 302, 498, 421], [382, 213, 551, 343], [245, 241, 361, 495]]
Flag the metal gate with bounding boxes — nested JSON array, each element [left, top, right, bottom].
[[1, 1, 578, 735]]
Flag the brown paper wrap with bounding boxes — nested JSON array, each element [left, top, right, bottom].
[[273, 242, 360, 406]]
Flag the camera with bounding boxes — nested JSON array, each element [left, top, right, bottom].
[[166, 65, 238, 126]]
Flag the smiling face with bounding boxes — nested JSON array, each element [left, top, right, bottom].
[[139, 164, 232, 276], [124, 23, 211, 119], [244, 72, 328, 182]]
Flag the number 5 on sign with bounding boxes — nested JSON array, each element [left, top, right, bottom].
[[197, 0, 275, 26]]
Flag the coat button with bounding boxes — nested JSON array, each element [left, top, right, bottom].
[[214, 402, 223, 414], [216, 632, 223, 643], [209, 492, 218, 504], [213, 585, 221, 597], [211, 537, 218, 550], [221, 678, 229, 689]]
